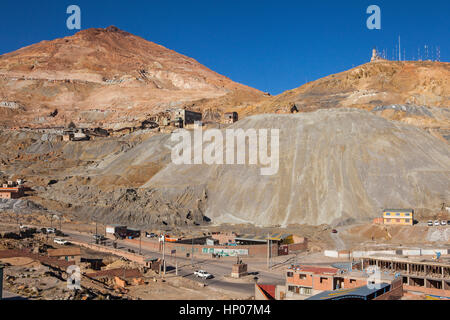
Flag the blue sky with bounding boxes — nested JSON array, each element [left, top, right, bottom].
[[0, 0, 448, 94]]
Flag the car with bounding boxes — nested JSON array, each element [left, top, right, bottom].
[[194, 270, 213, 279], [441, 220, 447, 226], [146, 232, 157, 238], [93, 234, 106, 241], [331, 229, 338, 234], [434, 220, 440, 226], [447, 220, 450, 226], [427, 220, 433, 226], [45, 227, 56, 234], [54, 238, 69, 245]]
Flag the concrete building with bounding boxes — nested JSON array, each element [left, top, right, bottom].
[[224, 112, 238, 124], [274, 264, 401, 300], [383, 209, 414, 226], [211, 232, 237, 245], [0, 185, 24, 199], [172, 109, 202, 128], [361, 256, 450, 297]]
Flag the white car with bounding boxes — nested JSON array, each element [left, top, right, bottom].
[[46, 227, 56, 233], [194, 270, 213, 279], [441, 220, 447, 226], [434, 220, 440, 226], [427, 220, 433, 226], [54, 238, 69, 245]]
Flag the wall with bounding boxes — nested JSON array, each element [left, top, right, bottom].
[[71, 240, 146, 264], [123, 238, 279, 258], [286, 272, 313, 288], [374, 279, 403, 300]]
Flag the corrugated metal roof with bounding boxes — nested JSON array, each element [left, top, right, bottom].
[[306, 283, 391, 300], [235, 233, 292, 242]]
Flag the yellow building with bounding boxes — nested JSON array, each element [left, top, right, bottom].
[[383, 209, 414, 226]]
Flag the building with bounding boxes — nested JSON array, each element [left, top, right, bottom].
[[370, 48, 385, 62], [383, 209, 414, 226], [223, 112, 238, 124], [361, 256, 450, 297], [47, 247, 81, 263], [256, 264, 402, 300], [306, 281, 403, 300], [105, 224, 127, 239], [0, 181, 24, 199], [211, 232, 237, 245], [235, 233, 294, 246], [172, 109, 202, 128]]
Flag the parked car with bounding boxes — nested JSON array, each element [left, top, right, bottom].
[[194, 270, 213, 279], [54, 238, 69, 245], [331, 229, 338, 234], [45, 227, 56, 234], [427, 220, 433, 226], [146, 232, 157, 238], [93, 234, 106, 241], [447, 220, 450, 226], [434, 220, 440, 226], [441, 220, 447, 226]]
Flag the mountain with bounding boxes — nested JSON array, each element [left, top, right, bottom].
[[246, 60, 450, 136], [7, 108, 444, 227], [0, 26, 265, 129]]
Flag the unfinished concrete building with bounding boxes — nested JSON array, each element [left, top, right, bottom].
[[361, 256, 450, 297]]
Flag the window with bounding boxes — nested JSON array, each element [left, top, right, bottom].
[[299, 274, 306, 280], [287, 272, 293, 277], [385, 212, 390, 216], [405, 219, 410, 223], [396, 213, 400, 216]]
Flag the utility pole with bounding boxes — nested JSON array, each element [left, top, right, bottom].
[[0, 265, 3, 300], [267, 234, 270, 269], [162, 234, 166, 276], [139, 232, 142, 255], [191, 236, 194, 267]]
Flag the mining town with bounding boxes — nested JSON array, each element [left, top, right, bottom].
[[0, 6, 449, 304]]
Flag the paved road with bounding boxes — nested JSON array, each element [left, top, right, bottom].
[[64, 230, 284, 297]]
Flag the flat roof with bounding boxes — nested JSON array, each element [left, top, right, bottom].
[[306, 283, 391, 300], [288, 265, 338, 275], [383, 209, 414, 212], [361, 256, 450, 267], [235, 233, 292, 242]]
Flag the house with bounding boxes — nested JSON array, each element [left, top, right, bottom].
[[383, 209, 414, 226], [172, 109, 202, 128], [256, 264, 402, 300], [0, 182, 24, 199], [47, 247, 81, 263], [224, 112, 238, 124]]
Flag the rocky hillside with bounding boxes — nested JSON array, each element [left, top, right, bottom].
[[1, 109, 448, 227], [246, 60, 450, 135], [0, 26, 265, 129]]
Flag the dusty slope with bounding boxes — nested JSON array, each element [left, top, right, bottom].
[[247, 60, 450, 131], [1, 109, 449, 227], [144, 109, 450, 227], [0, 26, 264, 129]]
